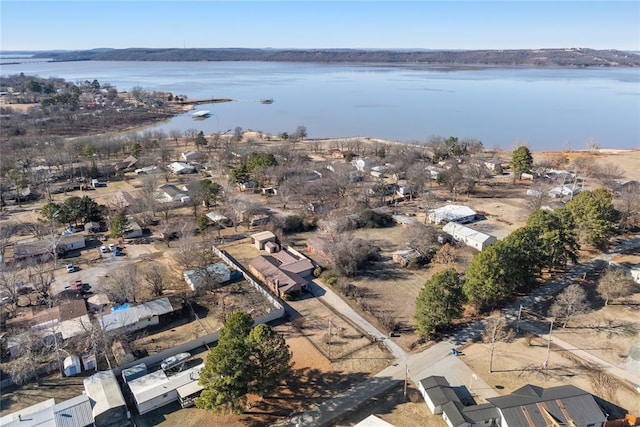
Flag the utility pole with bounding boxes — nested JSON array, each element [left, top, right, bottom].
[[516, 304, 523, 333], [404, 361, 409, 401], [328, 318, 332, 361], [545, 318, 554, 373]]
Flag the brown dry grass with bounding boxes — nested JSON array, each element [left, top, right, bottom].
[[462, 336, 640, 415]]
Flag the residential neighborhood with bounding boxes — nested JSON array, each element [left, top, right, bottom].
[[1, 74, 640, 427]]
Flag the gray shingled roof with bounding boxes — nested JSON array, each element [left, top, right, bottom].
[[487, 384, 606, 427]]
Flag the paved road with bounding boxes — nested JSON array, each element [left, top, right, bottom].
[[283, 235, 640, 426]]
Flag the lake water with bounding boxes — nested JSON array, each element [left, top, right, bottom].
[[2, 60, 639, 150]]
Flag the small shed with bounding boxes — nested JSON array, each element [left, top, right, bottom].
[[64, 355, 82, 377], [81, 351, 97, 371], [251, 230, 277, 250], [393, 249, 421, 267]]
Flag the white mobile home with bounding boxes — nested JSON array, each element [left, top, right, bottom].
[[428, 205, 477, 225], [128, 364, 204, 415], [442, 222, 497, 251]]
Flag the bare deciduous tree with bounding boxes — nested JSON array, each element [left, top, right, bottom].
[[142, 262, 167, 297], [550, 284, 590, 327], [597, 268, 636, 306], [105, 264, 140, 304], [482, 314, 515, 373]]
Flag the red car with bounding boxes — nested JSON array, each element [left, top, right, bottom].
[[72, 280, 83, 291]]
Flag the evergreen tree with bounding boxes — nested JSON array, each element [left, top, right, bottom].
[[566, 188, 620, 247], [247, 324, 292, 398], [196, 312, 292, 413], [109, 211, 130, 239], [463, 241, 513, 311], [510, 146, 533, 182], [414, 268, 465, 337], [526, 208, 579, 269]]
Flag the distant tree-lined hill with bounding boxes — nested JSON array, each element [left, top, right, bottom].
[[33, 48, 640, 67]]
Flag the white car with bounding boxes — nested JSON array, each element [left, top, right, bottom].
[[108, 243, 116, 252], [66, 263, 75, 273], [100, 246, 109, 253]]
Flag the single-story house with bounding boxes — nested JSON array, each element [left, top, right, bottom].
[[442, 222, 497, 251], [273, 247, 315, 278], [83, 371, 129, 427], [251, 231, 277, 250], [419, 375, 606, 427], [549, 185, 581, 199], [58, 233, 86, 252], [428, 205, 477, 225], [109, 190, 138, 211], [205, 211, 232, 227], [128, 364, 204, 415], [181, 151, 208, 162], [352, 158, 377, 171], [418, 376, 463, 415], [184, 262, 232, 291], [0, 395, 95, 427], [135, 165, 159, 175], [113, 155, 137, 172], [13, 239, 55, 260], [248, 256, 308, 297], [156, 184, 189, 203], [396, 185, 415, 198], [98, 297, 176, 333], [168, 162, 195, 175], [487, 384, 607, 427], [124, 216, 143, 239]]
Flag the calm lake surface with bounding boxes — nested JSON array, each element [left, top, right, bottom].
[[2, 61, 639, 150]]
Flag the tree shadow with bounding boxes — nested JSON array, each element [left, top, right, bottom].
[[239, 367, 371, 426]]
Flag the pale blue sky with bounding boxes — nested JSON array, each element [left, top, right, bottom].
[[1, 1, 639, 51]]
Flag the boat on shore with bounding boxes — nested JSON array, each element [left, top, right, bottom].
[[192, 110, 211, 118]]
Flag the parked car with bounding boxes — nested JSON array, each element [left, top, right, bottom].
[[62, 226, 77, 235], [100, 245, 109, 253], [66, 263, 75, 273], [108, 243, 116, 252], [71, 280, 83, 291]]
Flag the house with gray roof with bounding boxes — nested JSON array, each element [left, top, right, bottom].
[[98, 297, 176, 333], [419, 376, 607, 427], [0, 395, 95, 427]]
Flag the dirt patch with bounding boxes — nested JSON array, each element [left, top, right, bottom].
[[0, 375, 86, 416], [462, 336, 640, 414]]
